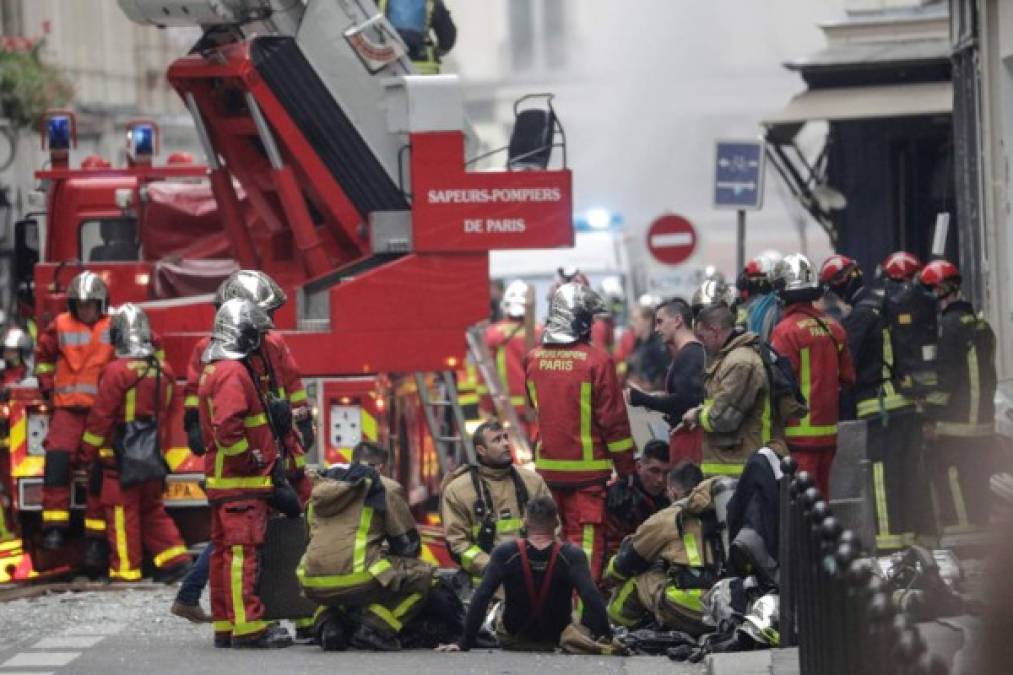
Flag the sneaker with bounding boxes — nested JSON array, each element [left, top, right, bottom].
[[350, 623, 401, 652], [232, 624, 293, 649], [214, 633, 232, 649], [171, 600, 212, 624], [41, 528, 65, 551]]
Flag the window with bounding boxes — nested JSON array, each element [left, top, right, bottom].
[[79, 217, 140, 262]]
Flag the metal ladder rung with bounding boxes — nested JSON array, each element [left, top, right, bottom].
[[437, 435, 461, 443]]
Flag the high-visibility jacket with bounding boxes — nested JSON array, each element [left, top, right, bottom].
[[843, 288, 914, 420], [197, 359, 277, 501], [440, 462, 550, 576], [770, 303, 855, 449], [482, 320, 542, 411], [35, 313, 114, 408], [927, 301, 996, 437], [523, 341, 635, 486], [80, 357, 176, 466]]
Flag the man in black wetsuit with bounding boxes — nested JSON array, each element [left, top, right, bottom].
[[436, 496, 611, 652]]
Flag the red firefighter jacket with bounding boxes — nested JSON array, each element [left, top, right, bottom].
[[1, 363, 27, 387], [770, 303, 855, 449], [35, 313, 114, 408], [591, 317, 615, 354], [80, 357, 176, 467], [523, 341, 635, 486], [197, 359, 277, 501], [482, 320, 542, 411]]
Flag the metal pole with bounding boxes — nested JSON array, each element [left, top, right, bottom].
[[736, 209, 746, 273]]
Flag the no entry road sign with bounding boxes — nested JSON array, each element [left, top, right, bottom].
[[647, 214, 697, 265]]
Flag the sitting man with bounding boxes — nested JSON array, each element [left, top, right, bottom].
[[298, 441, 434, 652], [604, 440, 672, 563], [438, 495, 611, 652], [605, 470, 721, 636]]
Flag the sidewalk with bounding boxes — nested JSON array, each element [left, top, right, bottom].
[[707, 648, 799, 675]]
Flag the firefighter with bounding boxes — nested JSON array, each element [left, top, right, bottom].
[[821, 254, 926, 549], [735, 254, 782, 342], [604, 473, 719, 636], [920, 260, 999, 532], [690, 278, 736, 320], [378, 0, 456, 74], [299, 441, 434, 652], [198, 298, 292, 648], [36, 271, 115, 555], [881, 251, 938, 398], [549, 268, 615, 353], [79, 304, 190, 581], [603, 440, 671, 562], [523, 282, 635, 581], [482, 280, 542, 439], [770, 254, 855, 498], [0, 327, 33, 388], [441, 420, 550, 579]]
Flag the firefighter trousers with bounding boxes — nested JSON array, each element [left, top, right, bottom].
[[788, 443, 835, 499], [41, 408, 105, 537], [210, 498, 270, 640], [551, 484, 606, 582], [607, 568, 708, 636], [101, 470, 189, 581], [926, 434, 1002, 533]]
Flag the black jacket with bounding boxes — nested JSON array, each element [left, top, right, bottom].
[[629, 341, 705, 426], [930, 300, 996, 436]]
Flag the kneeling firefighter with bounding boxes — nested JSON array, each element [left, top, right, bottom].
[[298, 441, 435, 652]]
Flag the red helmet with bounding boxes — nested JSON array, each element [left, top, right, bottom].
[[80, 154, 111, 170], [920, 259, 960, 289], [881, 251, 922, 281], [819, 254, 858, 286], [166, 151, 194, 165]]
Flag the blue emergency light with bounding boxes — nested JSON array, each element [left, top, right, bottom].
[[47, 116, 71, 151], [131, 124, 154, 157]]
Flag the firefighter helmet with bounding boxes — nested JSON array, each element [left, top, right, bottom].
[[543, 282, 606, 345], [110, 303, 153, 358], [739, 593, 780, 647], [691, 279, 735, 314], [820, 254, 863, 304], [1, 326, 33, 363], [215, 270, 287, 314], [203, 298, 273, 362], [920, 259, 961, 294], [66, 271, 110, 315], [881, 251, 922, 281], [773, 253, 820, 303], [501, 280, 531, 320]]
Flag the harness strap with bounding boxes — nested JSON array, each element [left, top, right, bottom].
[[516, 538, 560, 628]]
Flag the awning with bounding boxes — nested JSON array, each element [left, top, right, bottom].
[[763, 81, 952, 141]]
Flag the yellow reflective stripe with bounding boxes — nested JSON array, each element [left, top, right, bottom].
[[784, 348, 837, 437], [205, 475, 272, 490], [125, 388, 137, 423], [683, 532, 702, 567], [368, 558, 391, 577], [114, 506, 135, 580], [761, 395, 772, 444], [579, 381, 594, 461], [290, 389, 308, 403], [461, 545, 484, 570], [968, 345, 980, 426], [43, 510, 70, 522], [949, 466, 970, 529], [701, 463, 744, 477], [354, 504, 374, 573], [293, 454, 307, 468], [111, 567, 142, 581], [393, 592, 423, 620], [35, 362, 56, 374], [231, 545, 247, 629], [664, 585, 704, 613], [582, 524, 595, 566], [154, 545, 188, 568], [458, 393, 478, 406], [873, 461, 890, 538], [298, 566, 378, 589], [496, 347, 509, 393], [526, 381, 538, 408], [243, 413, 268, 428], [536, 457, 613, 472], [82, 431, 105, 447], [184, 395, 199, 408], [607, 577, 639, 627], [294, 616, 315, 629], [607, 437, 634, 453], [471, 517, 525, 537], [213, 620, 234, 632], [367, 603, 402, 631], [856, 394, 912, 418], [361, 410, 378, 441], [99, 448, 115, 459], [605, 555, 627, 582], [509, 395, 527, 407], [882, 328, 895, 372], [85, 518, 106, 532], [699, 399, 715, 433], [935, 421, 993, 437], [218, 437, 249, 456]]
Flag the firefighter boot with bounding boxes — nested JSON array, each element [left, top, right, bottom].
[[232, 623, 293, 649], [350, 622, 401, 652], [318, 617, 348, 652], [82, 538, 109, 578], [42, 528, 65, 551]]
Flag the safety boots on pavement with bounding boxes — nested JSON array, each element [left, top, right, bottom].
[[232, 623, 293, 649], [82, 538, 108, 577], [350, 623, 401, 652]]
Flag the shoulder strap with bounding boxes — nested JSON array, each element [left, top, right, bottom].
[[509, 466, 530, 516], [469, 465, 493, 518], [516, 539, 561, 623]]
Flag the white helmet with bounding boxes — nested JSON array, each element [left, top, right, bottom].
[[500, 280, 530, 320], [1, 327, 33, 364], [738, 593, 780, 647], [202, 298, 273, 362], [110, 303, 153, 358], [67, 271, 110, 315]]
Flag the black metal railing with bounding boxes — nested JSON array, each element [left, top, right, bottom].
[[779, 457, 950, 675]]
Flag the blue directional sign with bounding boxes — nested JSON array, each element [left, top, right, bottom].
[[714, 140, 765, 210]]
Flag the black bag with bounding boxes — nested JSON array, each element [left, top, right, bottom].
[[753, 341, 808, 424], [117, 358, 169, 488]]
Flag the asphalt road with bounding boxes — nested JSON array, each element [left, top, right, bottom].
[[0, 584, 707, 675]]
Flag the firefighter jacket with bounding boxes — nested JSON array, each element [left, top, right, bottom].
[[197, 359, 277, 501], [770, 304, 855, 449], [80, 357, 175, 467], [483, 320, 542, 410], [1, 363, 27, 387], [843, 288, 913, 420], [35, 313, 114, 408], [440, 462, 550, 576], [927, 301, 996, 438], [699, 331, 773, 475], [524, 342, 635, 486], [298, 467, 422, 602]]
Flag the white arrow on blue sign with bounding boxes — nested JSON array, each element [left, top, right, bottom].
[[714, 140, 765, 210]]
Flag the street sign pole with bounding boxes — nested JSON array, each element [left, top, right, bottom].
[[737, 209, 746, 274], [714, 139, 765, 275]]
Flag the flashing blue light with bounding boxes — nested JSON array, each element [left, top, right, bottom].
[[131, 124, 154, 157], [573, 208, 623, 232], [47, 116, 70, 151]]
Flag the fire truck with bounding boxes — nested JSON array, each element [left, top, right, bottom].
[[0, 0, 573, 582]]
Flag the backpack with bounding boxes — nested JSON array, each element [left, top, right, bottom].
[[753, 341, 808, 423]]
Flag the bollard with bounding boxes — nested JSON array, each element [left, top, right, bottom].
[[779, 456, 797, 647]]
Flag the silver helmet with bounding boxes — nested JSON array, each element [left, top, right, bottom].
[[500, 280, 531, 320], [202, 298, 273, 362], [67, 271, 110, 313], [214, 270, 287, 314], [773, 253, 820, 303], [543, 282, 606, 345], [1, 326, 33, 364], [110, 303, 153, 358], [691, 279, 735, 313], [738, 593, 780, 647]]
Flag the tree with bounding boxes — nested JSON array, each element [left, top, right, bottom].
[[0, 39, 73, 131]]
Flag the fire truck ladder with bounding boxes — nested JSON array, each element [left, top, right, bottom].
[[414, 372, 476, 475], [464, 326, 534, 464]]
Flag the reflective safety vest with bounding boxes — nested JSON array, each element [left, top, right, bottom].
[[52, 313, 114, 408]]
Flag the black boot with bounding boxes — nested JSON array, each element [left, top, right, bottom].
[[42, 528, 65, 551], [232, 623, 293, 649], [350, 623, 401, 652], [318, 617, 348, 651], [82, 538, 108, 577]]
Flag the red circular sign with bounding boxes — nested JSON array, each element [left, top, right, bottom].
[[647, 214, 697, 265]]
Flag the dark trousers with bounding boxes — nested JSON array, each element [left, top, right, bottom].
[[177, 542, 212, 606], [864, 410, 932, 549]]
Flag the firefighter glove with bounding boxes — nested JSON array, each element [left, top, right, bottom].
[[184, 408, 205, 456]]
